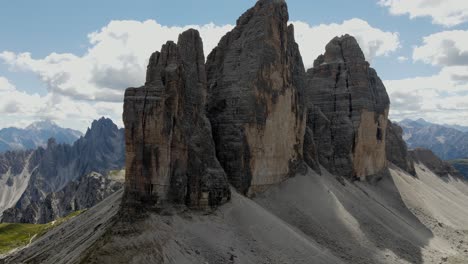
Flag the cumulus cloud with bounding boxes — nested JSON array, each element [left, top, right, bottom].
[[379, 0, 468, 27], [0, 20, 234, 103], [292, 18, 400, 67], [385, 66, 468, 125], [0, 18, 400, 130], [413, 30, 468, 66], [0, 77, 16, 92], [397, 56, 408, 62], [384, 29, 468, 125], [0, 76, 122, 131]]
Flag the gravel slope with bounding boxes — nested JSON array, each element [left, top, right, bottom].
[[2, 164, 468, 264]]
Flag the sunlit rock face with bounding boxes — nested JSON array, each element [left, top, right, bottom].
[[305, 35, 390, 180], [205, 0, 306, 195], [123, 29, 230, 209]]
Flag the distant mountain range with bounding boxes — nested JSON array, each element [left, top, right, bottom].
[[443, 124, 468, 133], [0, 117, 125, 224], [0, 120, 83, 153], [398, 118, 468, 160]]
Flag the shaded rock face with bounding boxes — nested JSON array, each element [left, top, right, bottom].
[[305, 35, 390, 180], [386, 120, 416, 175], [123, 29, 230, 209], [0, 150, 34, 215], [205, 0, 306, 195], [0, 150, 32, 176], [410, 148, 462, 178], [1, 171, 123, 224]]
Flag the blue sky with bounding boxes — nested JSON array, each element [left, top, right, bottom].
[[0, 0, 468, 130]]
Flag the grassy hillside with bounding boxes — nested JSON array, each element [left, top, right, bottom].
[[0, 210, 84, 254], [449, 159, 468, 179]]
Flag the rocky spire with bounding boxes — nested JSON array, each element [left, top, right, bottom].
[[386, 120, 416, 175], [123, 29, 230, 209], [205, 0, 306, 195], [305, 35, 390, 180]]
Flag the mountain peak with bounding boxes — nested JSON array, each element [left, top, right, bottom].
[[90, 117, 116, 129], [26, 120, 58, 131], [0, 120, 83, 153], [314, 34, 366, 66], [85, 117, 119, 139]]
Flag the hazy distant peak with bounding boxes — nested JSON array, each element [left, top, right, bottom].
[[0, 120, 84, 153], [25, 120, 58, 131]]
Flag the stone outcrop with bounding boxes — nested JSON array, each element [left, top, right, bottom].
[[304, 35, 390, 180], [410, 148, 462, 178], [123, 29, 230, 208], [386, 120, 416, 175], [205, 0, 306, 195]]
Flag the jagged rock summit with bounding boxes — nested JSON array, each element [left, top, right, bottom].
[[205, 0, 306, 195], [123, 30, 230, 209], [124, 0, 307, 207], [304, 34, 390, 180]]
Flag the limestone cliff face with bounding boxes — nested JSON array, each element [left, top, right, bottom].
[[205, 0, 306, 195], [123, 29, 230, 208], [305, 35, 390, 180], [386, 120, 416, 175]]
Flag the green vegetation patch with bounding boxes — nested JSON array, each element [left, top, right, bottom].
[[0, 210, 85, 255], [0, 223, 49, 254]]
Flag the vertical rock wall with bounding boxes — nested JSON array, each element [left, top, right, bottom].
[[123, 30, 230, 208], [305, 35, 390, 180], [386, 120, 416, 175], [206, 0, 306, 195]]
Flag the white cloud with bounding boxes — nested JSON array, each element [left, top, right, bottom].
[[397, 56, 408, 62], [292, 18, 400, 68], [0, 18, 400, 131], [0, 76, 122, 131], [385, 66, 468, 125], [413, 30, 468, 66], [379, 0, 468, 27], [0, 21, 234, 103], [0, 77, 16, 92], [385, 29, 468, 125]]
